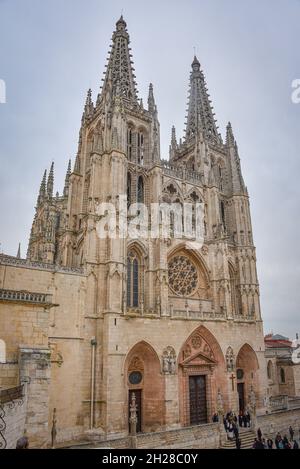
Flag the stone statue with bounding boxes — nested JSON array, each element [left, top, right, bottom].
[[129, 393, 137, 436], [163, 356, 170, 374], [162, 347, 176, 375], [169, 356, 176, 375]]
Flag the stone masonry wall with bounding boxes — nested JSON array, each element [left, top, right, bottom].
[[258, 408, 300, 439]]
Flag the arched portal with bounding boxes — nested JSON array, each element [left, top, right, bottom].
[[178, 326, 227, 426], [124, 341, 165, 433], [236, 344, 259, 413]]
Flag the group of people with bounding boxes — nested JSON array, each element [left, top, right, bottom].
[[213, 410, 300, 450], [252, 426, 299, 450]]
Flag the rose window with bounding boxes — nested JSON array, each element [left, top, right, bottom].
[[168, 256, 198, 297]]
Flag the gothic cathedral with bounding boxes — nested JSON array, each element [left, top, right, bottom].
[[0, 17, 267, 446]]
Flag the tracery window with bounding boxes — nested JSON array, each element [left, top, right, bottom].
[[137, 132, 144, 165], [137, 176, 144, 204], [168, 256, 198, 297], [127, 172, 131, 208], [127, 128, 133, 161], [127, 251, 139, 307]]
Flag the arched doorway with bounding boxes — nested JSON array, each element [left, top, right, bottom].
[[124, 341, 165, 433], [178, 326, 227, 426], [236, 344, 259, 413]]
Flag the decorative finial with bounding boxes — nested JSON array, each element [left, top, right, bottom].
[[63, 159, 72, 197]]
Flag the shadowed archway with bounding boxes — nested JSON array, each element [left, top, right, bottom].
[[124, 341, 165, 433]]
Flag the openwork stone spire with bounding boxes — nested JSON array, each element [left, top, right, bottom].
[[63, 159, 72, 197], [100, 16, 138, 105], [47, 162, 54, 198], [37, 169, 47, 205], [185, 56, 221, 144]]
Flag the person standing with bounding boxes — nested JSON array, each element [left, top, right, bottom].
[[267, 438, 273, 449], [275, 432, 282, 449], [236, 438, 241, 450], [289, 426, 294, 441], [257, 427, 262, 441], [292, 439, 299, 449], [283, 435, 291, 449]]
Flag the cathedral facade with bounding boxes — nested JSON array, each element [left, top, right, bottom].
[[0, 17, 268, 446]]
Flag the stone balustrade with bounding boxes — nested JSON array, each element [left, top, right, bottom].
[[0, 254, 84, 275], [0, 289, 52, 305]]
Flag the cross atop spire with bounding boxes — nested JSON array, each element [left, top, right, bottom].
[[185, 56, 221, 144], [99, 16, 138, 106]]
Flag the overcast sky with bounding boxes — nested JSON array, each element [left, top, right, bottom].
[[0, 0, 299, 339]]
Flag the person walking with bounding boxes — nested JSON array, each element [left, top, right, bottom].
[[289, 426, 294, 441]]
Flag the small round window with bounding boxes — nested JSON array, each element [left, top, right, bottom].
[[129, 371, 142, 385]]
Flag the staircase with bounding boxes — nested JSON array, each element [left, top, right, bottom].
[[221, 428, 255, 449]]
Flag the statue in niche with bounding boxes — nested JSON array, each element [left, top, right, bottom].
[[162, 346, 176, 375], [225, 346, 235, 372]]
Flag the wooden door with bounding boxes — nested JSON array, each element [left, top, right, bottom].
[[237, 382, 245, 412], [189, 375, 207, 425]]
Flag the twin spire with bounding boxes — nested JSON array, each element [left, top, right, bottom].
[[99, 16, 138, 105], [37, 160, 71, 205], [184, 55, 221, 144]]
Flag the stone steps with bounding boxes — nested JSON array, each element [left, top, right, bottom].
[[222, 430, 255, 449]]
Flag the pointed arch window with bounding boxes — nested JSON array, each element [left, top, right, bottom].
[[280, 368, 285, 383], [220, 200, 226, 231], [218, 165, 223, 191], [137, 131, 144, 165], [127, 251, 139, 308], [137, 176, 144, 204], [0, 339, 6, 363], [267, 360, 273, 380], [127, 172, 131, 209], [127, 128, 133, 161]]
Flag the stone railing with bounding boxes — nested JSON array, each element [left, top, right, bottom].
[[161, 160, 202, 185], [0, 255, 84, 275], [234, 312, 256, 322], [269, 395, 289, 412], [0, 289, 52, 305], [171, 309, 226, 321], [288, 396, 300, 410]]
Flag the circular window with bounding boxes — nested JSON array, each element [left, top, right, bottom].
[[129, 371, 143, 385], [237, 369, 244, 380], [168, 256, 198, 297]]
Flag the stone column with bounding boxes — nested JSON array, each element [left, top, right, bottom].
[[164, 374, 180, 428], [19, 347, 51, 448]]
